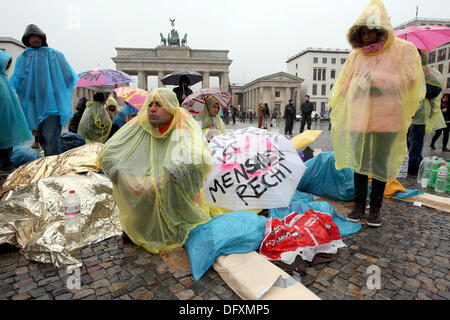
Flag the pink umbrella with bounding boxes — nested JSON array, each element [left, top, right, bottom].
[[113, 86, 149, 111], [394, 25, 450, 51], [76, 69, 132, 88], [181, 87, 231, 115]]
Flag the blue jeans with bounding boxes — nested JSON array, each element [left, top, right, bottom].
[[38, 115, 62, 156], [407, 124, 425, 175]]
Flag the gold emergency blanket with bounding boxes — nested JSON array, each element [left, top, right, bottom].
[[0, 143, 103, 201], [97, 88, 213, 255], [0, 172, 122, 268], [329, 0, 426, 182]]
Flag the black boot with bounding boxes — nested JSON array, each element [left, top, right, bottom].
[[367, 206, 382, 227], [348, 202, 365, 223], [430, 144, 436, 150]]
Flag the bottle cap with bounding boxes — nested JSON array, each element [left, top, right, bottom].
[[69, 190, 75, 194]]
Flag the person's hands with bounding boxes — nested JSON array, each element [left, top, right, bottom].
[[182, 94, 186, 100], [32, 129, 38, 136], [442, 108, 448, 112]]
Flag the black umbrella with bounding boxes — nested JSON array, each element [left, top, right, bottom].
[[161, 71, 203, 86]]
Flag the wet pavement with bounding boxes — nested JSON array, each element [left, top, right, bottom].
[[0, 119, 449, 301]]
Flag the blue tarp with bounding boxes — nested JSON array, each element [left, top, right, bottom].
[[298, 151, 355, 201], [60, 132, 86, 153], [185, 211, 267, 280]]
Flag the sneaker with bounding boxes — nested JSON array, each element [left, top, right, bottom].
[[443, 148, 450, 152], [367, 206, 382, 227], [348, 203, 365, 223]]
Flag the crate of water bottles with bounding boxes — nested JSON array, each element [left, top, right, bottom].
[[417, 156, 450, 193]]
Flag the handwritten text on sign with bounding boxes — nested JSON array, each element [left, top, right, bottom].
[[208, 129, 292, 206]]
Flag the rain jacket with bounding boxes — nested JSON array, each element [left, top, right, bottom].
[[104, 95, 120, 121], [10, 26, 77, 130], [68, 97, 87, 133], [328, 0, 426, 182], [0, 50, 32, 149], [77, 101, 112, 144], [411, 64, 445, 133], [96, 88, 213, 254], [195, 96, 226, 141]]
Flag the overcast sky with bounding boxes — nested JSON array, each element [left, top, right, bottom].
[[2, 0, 449, 89]]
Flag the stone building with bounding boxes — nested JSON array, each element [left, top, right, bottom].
[[112, 46, 232, 92], [230, 72, 304, 116], [286, 47, 350, 115]]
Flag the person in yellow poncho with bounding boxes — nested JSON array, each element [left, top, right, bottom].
[[77, 92, 112, 144], [96, 88, 213, 254], [195, 96, 227, 142], [407, 49, 445, 175], [328, 0, 426, 227]]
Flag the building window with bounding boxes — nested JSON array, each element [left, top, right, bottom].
[[275, 91, 280, 98], [314, 68, 327, 81], [330, 84, 334, 91], [313, 57, 318, 63], [331, 70, 336, 79], [296, 63, 298, 69], [438, 64, 444, 73], [340, 58, 346, 64], [321, 84, 327, 96], [447, 78, 450, 89], [312, 84, 317, 96], [437, 49, 447, 62], [312, 102, 317, 111], [331, 58, 336, 64], [321, 102, 327, 113], [295, 72, 298, 77], [428, 52, 436, 64], [322, 58, 327, 64]]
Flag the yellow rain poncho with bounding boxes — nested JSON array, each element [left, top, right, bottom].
[[96, 88, 213, 254], [328, 0, 426, 182], [77, 101, 112, 144], [104, 95, 120, 121], [195, 96, 226, 141], [412, 62, 446, 133]]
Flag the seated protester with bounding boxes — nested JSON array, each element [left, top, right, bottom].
[[96, 88, 214, 254], [112, 102, 139, 128], [0, 50, 32, 178], [195, 96, 226, 142], [77, 92, 112, 144], [68, 97, 87, 134]]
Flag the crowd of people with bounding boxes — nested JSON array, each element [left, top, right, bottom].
[[1, 0, 448, 254]]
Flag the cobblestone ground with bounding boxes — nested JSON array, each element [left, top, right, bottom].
[[0, 119, 449, 300]]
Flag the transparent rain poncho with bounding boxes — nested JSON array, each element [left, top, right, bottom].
[[419, 65, 446, 133], [0, 50, 32, 149], [9, 47, 78, 130], [77, 101, 112, 144], [328, 0, 426, 182], [96, 88, 213, 254], [194, 96, 227, 141]]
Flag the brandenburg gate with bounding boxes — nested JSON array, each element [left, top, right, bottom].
[[112, 20, 232, 92]]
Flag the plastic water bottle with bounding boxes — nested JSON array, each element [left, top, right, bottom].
[[435, 164, 448, 193], [398, 153, 409, 178], [430, 157, 445, 189], [63, 190, 82, 245]]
